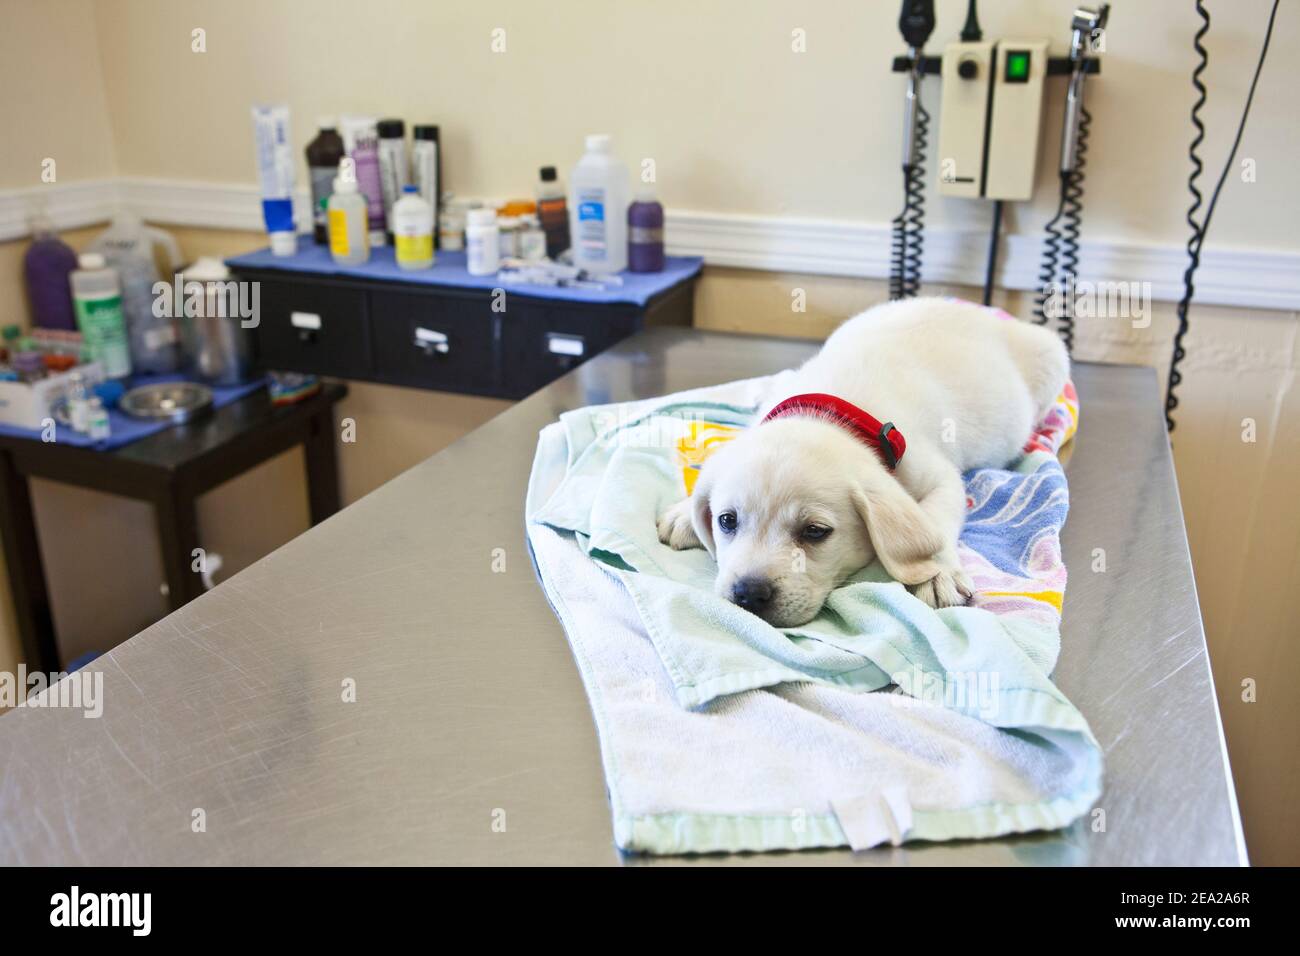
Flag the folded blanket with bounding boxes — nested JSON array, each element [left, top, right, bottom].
[[527, 368, 1100, 855]]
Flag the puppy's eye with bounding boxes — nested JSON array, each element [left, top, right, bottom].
[[718, 512, 738, 533], [802, 524, 832, 541]]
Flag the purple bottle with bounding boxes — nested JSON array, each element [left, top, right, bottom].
[[627, 187, 665, 273], [24, 215, 79, 330]]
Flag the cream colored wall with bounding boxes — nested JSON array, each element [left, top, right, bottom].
[[0, 0, 116, 188], [90, 0, 1297, 252], [0, 0, 1296, 861]]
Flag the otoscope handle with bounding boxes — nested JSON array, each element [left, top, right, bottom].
[[1059, 4, 1108, 173], [897, 0, 934, 169], [1060, 69, 1086, 174], [898, 0, 936, 50]]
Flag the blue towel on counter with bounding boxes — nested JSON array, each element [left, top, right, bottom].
[[0, 375, 268, 452], [526, 372, 1102, 855], [226, 245, 703, 308]]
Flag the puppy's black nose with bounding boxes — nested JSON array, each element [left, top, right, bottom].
[[731, 578, 774, 611]]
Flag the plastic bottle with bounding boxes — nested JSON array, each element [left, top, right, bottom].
[[339, 116, 387, 245], [465, 209, 500, 276], [628, 186, 665, 273], [412, 126, 441, 247], [13, 349, 46, 383], [519, 216, 546, 260], [376, 118, 408, 243], [392, 185, 434, 270], [70, 253, 132, 379], [496, 215, 520, 260], [87, 396, 111, 441], [438, 205, 465, 251], [328, 174, 370, 266], [0, 325, 21, 363], [305, 118, 345, 244], [568, 134, 630, 275], [536, 166, 570, 260], [23, 214, 80, 331], [66, 370, 91, 432], [88, 213, 183, 373]]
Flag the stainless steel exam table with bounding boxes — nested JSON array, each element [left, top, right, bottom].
[[0, 328, 1246, 865]]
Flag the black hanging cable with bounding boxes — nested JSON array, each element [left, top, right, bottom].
[[1166, 5, 1211, 430], [890, 100, 929, 299], [1033, 195, 1065, 326], [982, 200, 1002, 306], [1056, 106, 1090, 355], [961, 0, 982, 42], [1031, 107, 1089, 347], [1166, 0, 1280, 431]]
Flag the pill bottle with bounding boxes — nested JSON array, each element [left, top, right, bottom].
[[466, 209, 500, 276]]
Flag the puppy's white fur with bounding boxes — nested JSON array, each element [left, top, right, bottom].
[[658, 298, 1069, 627]]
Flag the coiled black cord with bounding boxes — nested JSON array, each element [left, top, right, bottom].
[[1167, 0, 1280, 431], [1167, 5, 1211, 431], [1032, 193, 1064, 327], [1056, 107, 1090, 356], [1032, 106, 1090, 355], [890, 102, 929, 299]]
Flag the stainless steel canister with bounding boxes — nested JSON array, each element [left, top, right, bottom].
[[177, 257, 256, 386]]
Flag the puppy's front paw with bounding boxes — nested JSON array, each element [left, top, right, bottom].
[[911, 564, 974, 609], [657, 497, 702, 550]]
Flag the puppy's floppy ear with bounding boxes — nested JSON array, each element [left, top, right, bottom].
[[853, 474, 944, 585], [689, 466, 717, 558]]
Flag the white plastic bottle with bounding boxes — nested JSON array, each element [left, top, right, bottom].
[[465, 209, 500, 276], [392, 185, 434, 270], [69, 253, 132, 378], [88, 213, 183, 373], [568, 134, 630, 274], [328, 175, 370, 265]]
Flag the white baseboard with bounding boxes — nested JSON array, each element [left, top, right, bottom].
[[665, 209, 1299, 312], [0, 179, 122, 241], [2, 178, 1296, 311]]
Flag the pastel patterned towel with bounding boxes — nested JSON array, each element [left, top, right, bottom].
[[527, 371, 1100, 855]]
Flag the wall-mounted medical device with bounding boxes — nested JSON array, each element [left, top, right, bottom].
[[937, 38, 1049, 201], [887, 0, 1282, 433], [888, 1, 1104, 321]]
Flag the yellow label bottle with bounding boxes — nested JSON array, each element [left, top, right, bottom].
[[392, 186, 435, 270], [327, 177, 369, 265]]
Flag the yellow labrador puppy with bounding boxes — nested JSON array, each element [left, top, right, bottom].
[[657, 298, 1069, 627]]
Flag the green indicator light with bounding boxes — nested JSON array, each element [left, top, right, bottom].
[[1006, 51, 1030, 82]]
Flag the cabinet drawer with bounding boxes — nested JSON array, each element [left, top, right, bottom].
[[369, 292, 499, 392], [253, 279, 371, 378], [501, 306, 637, 397]]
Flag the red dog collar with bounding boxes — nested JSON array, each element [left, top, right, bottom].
[[761, 393, 906, 469]]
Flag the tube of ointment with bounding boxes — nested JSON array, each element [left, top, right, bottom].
[[251, 105, 298, 256]]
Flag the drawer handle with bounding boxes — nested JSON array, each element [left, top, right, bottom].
[[291, 311, 322, 344], [414, 327, 450, 356], [547, 333, 585, 358]]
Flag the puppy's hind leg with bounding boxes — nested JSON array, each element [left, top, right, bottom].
[[1004, 320, 1070, 418], [657, 497, 702, 550]]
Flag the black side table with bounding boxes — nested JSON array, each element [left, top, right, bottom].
[[0, 383, 347, 673]]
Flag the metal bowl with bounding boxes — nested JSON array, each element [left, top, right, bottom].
[[119, 382, 215, 423]]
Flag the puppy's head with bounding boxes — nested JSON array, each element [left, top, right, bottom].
[[690, 418, 943, 627]]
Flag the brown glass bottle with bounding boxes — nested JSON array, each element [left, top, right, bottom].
[[306, 121, 346, 244]]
